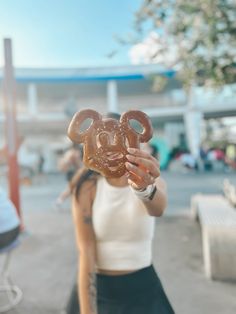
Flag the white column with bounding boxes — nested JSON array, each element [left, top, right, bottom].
[[43, 146, 58, 173], [184, 108, 203, 159], [27, 83, 38, 116], [184, 86, 203, 159], [107, 80, 118, 113]]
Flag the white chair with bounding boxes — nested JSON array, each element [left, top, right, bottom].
[[0, 238, 23, 313]]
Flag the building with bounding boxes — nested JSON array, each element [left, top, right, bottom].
[[0, 64, 235, 172]]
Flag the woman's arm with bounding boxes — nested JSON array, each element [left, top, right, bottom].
[[72, 181, 97, 314], [125, 147, 167, 217], [141, 176, 167, 216]]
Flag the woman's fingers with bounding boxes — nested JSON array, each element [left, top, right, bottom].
[[127, 147, 159, 165], [127, 147, 157, 163], [126, 154, 160, 178], [125, 162, 160, 185], [126, 147, 160, 176], [125, 147, 160, 190], [127, 178, 140, 190], [127, 172, 155, 190]]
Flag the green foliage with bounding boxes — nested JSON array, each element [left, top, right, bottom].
[[135, 0, 236, 89]]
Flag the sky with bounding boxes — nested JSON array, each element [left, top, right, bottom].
[[0, 0, 143, 68]]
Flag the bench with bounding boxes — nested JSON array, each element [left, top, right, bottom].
[[191, 194, 236, 281], [223, 179, 236, 208]]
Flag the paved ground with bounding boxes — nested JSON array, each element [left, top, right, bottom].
[[163, 170, 236, 215], [0, 171, 236, 313], [154, 216, 236, 314], [0, 210, 76, 314]]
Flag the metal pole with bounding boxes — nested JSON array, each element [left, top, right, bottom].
[[2, 38, 22, 224]]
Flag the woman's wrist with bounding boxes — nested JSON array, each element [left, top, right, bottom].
[[131, 183, 157, 201]]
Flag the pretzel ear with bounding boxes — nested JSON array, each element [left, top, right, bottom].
[[67, 109, 102, 143], [120, 110, 153, 143]]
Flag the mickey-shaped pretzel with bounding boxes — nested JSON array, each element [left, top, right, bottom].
[[67, 109, 153, 178]]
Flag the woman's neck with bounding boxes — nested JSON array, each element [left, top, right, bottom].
[[105, 175, 128, 187]]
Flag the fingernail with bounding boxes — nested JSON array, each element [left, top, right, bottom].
[[127, 148, 135, 154], [125, 162, 132, 168], [126, 154, 133, 161]]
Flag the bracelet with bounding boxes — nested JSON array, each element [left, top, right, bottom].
[[131, 184, 157, 201]]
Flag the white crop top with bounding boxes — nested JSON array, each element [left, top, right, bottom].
[[92, 176, 155, 270]]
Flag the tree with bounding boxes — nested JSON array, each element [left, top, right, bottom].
[[132, 0, 236, 89], [123, 0, 236, 160]]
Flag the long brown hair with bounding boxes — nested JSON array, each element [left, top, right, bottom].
[[70, 167, 99, 199]]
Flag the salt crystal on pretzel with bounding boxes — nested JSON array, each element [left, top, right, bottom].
[[67, 109, 153, 178]]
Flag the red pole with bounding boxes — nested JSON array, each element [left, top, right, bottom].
[[2, 38, 22, 226]]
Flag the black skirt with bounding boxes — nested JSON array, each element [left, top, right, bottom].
[[67, 265, 175, 314]]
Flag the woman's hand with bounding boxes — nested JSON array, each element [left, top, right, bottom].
[[125, 147, 160, 190]]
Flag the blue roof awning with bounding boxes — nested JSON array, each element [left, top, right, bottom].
[[0, 65, 176, 84]]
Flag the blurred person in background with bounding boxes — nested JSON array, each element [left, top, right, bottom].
[[179, 150, 198, 171], [55, 143, 83, 207], [66, 113, 174, 314], [38, 152, 45, 175], [225, 144, 236, 170], [0, 187, 20, 249]]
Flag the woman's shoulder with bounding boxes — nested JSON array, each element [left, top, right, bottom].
[[74, 177, 97, 203], [80, 178, 96, 191]]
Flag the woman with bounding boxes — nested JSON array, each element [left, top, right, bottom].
[[0, 187, 20, 249], [67, 115, 175, 314]]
